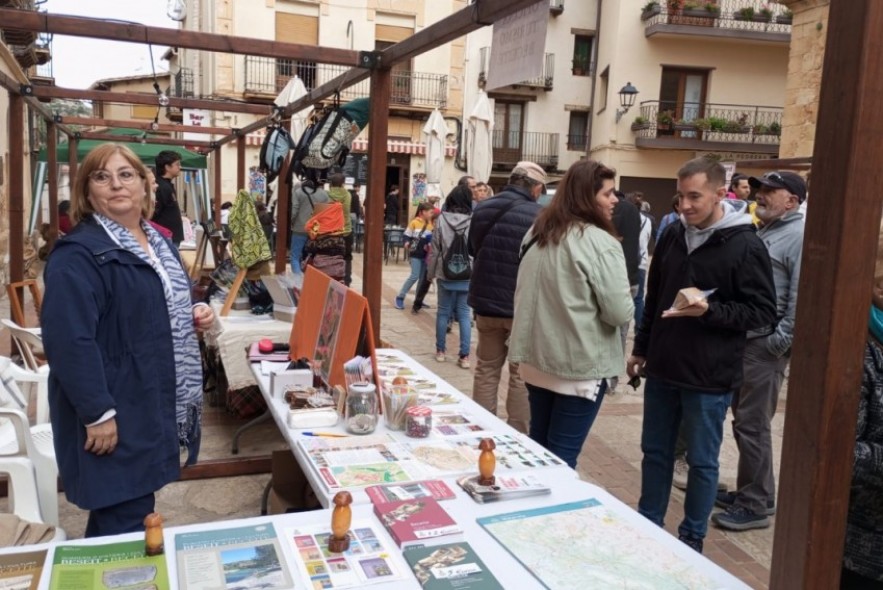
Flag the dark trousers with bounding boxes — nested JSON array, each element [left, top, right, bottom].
[[343, 233, 354, 287], [413, 265, 432, 310], [85, 492, 156, 538], [527, 381, 608, 469], [841, 566, 883, 589]]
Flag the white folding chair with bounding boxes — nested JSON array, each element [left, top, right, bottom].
[[0, 319, 44, 373], [0, 357, 59, 529]]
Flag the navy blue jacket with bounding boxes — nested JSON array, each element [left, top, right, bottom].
[[467, 186, 542, 317], [633, 222, 776, 392], [41, 218, 182, 510]]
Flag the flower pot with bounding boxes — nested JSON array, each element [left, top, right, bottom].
[[754, 14, 773, 22], [733, 13, 754, 22], [641, 4, 661, 20], [673, 123, 698, 132], [775, 15, 792, 24], [631, 122, 652, 132]]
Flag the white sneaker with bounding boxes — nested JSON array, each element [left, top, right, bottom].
[[435, 351, 446, 363], [673, 457, 689, 490]]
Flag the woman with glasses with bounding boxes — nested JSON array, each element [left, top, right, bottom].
[[41, 143, 215, 537]]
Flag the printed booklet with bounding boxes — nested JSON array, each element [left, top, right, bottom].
[[403, 542, 503, 590], [365, 480, 456, 504], [0, 549, 47, 590], [373, 497, 462, 549], [174, 522, 295, 590], [457, 474, 551, 504], [50, 540, 169, 590]]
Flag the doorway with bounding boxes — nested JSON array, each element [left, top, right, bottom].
[[385, 164, 408, 226], [659, 67, 708, 138], [493, 101, 525, 167]]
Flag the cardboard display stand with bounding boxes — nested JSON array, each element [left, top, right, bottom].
[[288, 266, 380, 394]]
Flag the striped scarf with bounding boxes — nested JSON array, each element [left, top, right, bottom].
[[94, 214, 203, 465]]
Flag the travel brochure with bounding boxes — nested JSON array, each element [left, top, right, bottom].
[[0, 549, 46, 590], [403, 542, 503, 590], [373, 497, 463, 549], [365, 480, 457, 504], [174, 522, 294, 590], [457, 474, 551, 504], [297, 434, 563, 494], [285, 521, 404, 589], [49, 540, 170, 590]]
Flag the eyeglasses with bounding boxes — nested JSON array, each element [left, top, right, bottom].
[[763, 172, 785, 184], [88, 169, 143, 186]]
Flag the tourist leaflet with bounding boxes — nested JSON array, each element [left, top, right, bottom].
[[373, 497, 463, 549], [174, 522, 295, 590], [285, 521, 405, 589], [457, 474, 551, 504], [430, 412, 490, 437], [297, 434, 564, 493], [403, 542, 504, 590], [365, 479, 456, 504], [49, 540, 170, 590], [0, 549, 46, 590]]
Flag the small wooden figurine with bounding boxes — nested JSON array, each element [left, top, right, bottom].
[[328, 491, 353, 553], [478, 438, 496, 486], [144, 512, 164, 556]]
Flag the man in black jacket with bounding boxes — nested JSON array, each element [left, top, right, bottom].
[[627, 157, 776, 554], [152, 151, 185, 246], [612, 191, 642, 360], [467, 162, 544, 434]]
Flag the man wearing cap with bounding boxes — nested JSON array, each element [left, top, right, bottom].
[[466, 162, 545, 434], [712, 171, 806, 531]]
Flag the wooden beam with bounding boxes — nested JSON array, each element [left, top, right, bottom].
[[8, 93, 24, 298], [58, 116, 231, 136], [275, 155, 291, 274], [770, 1, 883, 588], [734, 156, 812, 170], [179, 456, 272, 481], [0, 70, 75, 136], [364, 68, 391, 334], [29, 85, 270, 115], [213, 151, 222, 228], [47, 121, 58, 248], [0, 9, 361, 67], [78, 131, 213, 148], [237, 135, 246, 191]]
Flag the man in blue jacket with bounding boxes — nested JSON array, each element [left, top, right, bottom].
[[627, 157, 777, 554], [467, 162, 544, 434]]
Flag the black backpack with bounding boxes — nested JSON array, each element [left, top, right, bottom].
[[442, 218, 472, 280], [258, 126, 293, 183]]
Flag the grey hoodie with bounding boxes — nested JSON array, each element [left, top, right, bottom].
[[429, 211, 471, 282], [290, 184, 329, 235], [682, 203, 753, 254]]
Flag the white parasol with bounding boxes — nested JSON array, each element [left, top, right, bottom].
[[466, 90, 494, 183], [422, 108, 449, 184], [274, 76, 313, 143]]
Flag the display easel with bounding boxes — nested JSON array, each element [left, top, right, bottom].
[[289, 266, 380, 392]]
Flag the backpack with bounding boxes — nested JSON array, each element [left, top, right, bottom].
[[291, 98, 370, 181], [258, 126, 293, 183], [442, 218, 471, 280]]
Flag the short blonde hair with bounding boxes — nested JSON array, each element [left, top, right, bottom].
[[71, 143, 151, 223]]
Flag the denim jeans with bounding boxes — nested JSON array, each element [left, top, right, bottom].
[[436, 282, 471, 357], [634, 268, 646, 329], [290, 233, 309, 275], [638, 377, 732, 540], [398, 257, 425, 299], [527, 381, 607, 469]]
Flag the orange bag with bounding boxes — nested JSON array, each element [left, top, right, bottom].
[[305, 202, 345, 240]]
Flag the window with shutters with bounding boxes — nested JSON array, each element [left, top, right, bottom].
[[275, 12, 318, 91]]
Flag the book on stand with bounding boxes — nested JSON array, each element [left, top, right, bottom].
[[457, 473, 551, 504], [403, 542, 503, 590], [373, 497, 462, 549], [365, 480, 456, 504]]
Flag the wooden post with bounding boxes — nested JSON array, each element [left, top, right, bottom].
[[8, 93, 24, 304], [67, 136, 78, 191], [47, 121, 58, 248], [236, 134, 246, 192], [213, 148, 222, 227], [770, 1, 883, 588], [275, 154, 291, 274], [364, 67, 391, 335]]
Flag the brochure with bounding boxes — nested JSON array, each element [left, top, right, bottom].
[[373, 497, 462, 549], [50, 540, 169, 590], [174, 522, 295, 590], [285, 521, 404, 589], [365, 480, 456, 504], [0, 549, 47, 590], [431, 412, 489, 437], [403, 542, 503, 590], [457, 474, 551, 504]]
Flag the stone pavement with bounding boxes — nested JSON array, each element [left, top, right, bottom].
[[22, 251, 781, 587]]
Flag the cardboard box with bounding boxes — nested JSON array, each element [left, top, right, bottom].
[[273, 304, 296, 323]]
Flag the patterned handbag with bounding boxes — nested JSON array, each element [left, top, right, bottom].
[[227, 189, 272, 269]]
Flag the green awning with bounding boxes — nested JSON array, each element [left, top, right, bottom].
[[38, 128, 207, 169]]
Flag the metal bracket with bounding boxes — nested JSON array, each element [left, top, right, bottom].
[[232, 128, 241, 136], [73, 132, 82, 140], [19, 84, 33, 96], [53, 113, 63, 123], [358, 50, 382, 69], [210, 141, 219, 149]]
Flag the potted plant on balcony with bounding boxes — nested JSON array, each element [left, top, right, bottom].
[[758, 4, 775, 22], [769, 121, 782, 136], [776, 7, 793, 24], [656, 110, 674, 131], [673, 118, 699, 132], [681, 1, 718, 24], [641, 1, 661, 20], [734, 6, 755, 21], [631, 116, 652, 131]]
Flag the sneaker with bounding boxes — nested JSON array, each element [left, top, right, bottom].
[[411, 307, 420, 315], [457, 356, 470, 369], [714, 491, 776, 515], [394, 296, 405, 310], [678, 534, 703, 554], [673, 457, 689, 490], [711, 505, 771, 531], [435, 351, 446, 363]]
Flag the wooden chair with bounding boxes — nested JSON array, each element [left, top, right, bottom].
[[6, 280, 42, 329]]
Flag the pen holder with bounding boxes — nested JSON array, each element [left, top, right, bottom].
[[381, 386, 419, 431]]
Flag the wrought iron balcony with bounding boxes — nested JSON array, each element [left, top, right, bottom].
[[1, 0, 38, 46], [478, 48, 555, 91], [173, 68, 195, 99], [641, 0, 792, 42], [491, 130, 559, 171], [244, 56, 447, 109], [630, 100, 783, 153]]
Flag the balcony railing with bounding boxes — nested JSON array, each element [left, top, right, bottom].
[[566, 134, 588, 151], [631, 101, 783, 148], [173, 68, 195, 99], [1, 0, 37, 46], [641, 1, 792, 35], [244, 56, 447, 109], [478, 48, 555, 90], [491, 130, 559, 170]]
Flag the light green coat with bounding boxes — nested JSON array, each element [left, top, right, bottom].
[[509, 223, 634, 381]]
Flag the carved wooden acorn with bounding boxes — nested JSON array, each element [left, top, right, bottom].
[[478, 438, 496, 486], [328, 491, 353, 553], [144, 512, 164, 556]]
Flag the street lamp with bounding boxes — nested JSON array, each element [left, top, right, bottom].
[[615, 82, 639, 123]]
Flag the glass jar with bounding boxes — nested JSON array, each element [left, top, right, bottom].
[[405, 406, 432, 438], [345, 382, 378, 435]]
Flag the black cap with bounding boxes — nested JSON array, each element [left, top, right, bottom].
[[748, 171, 807, 203]]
